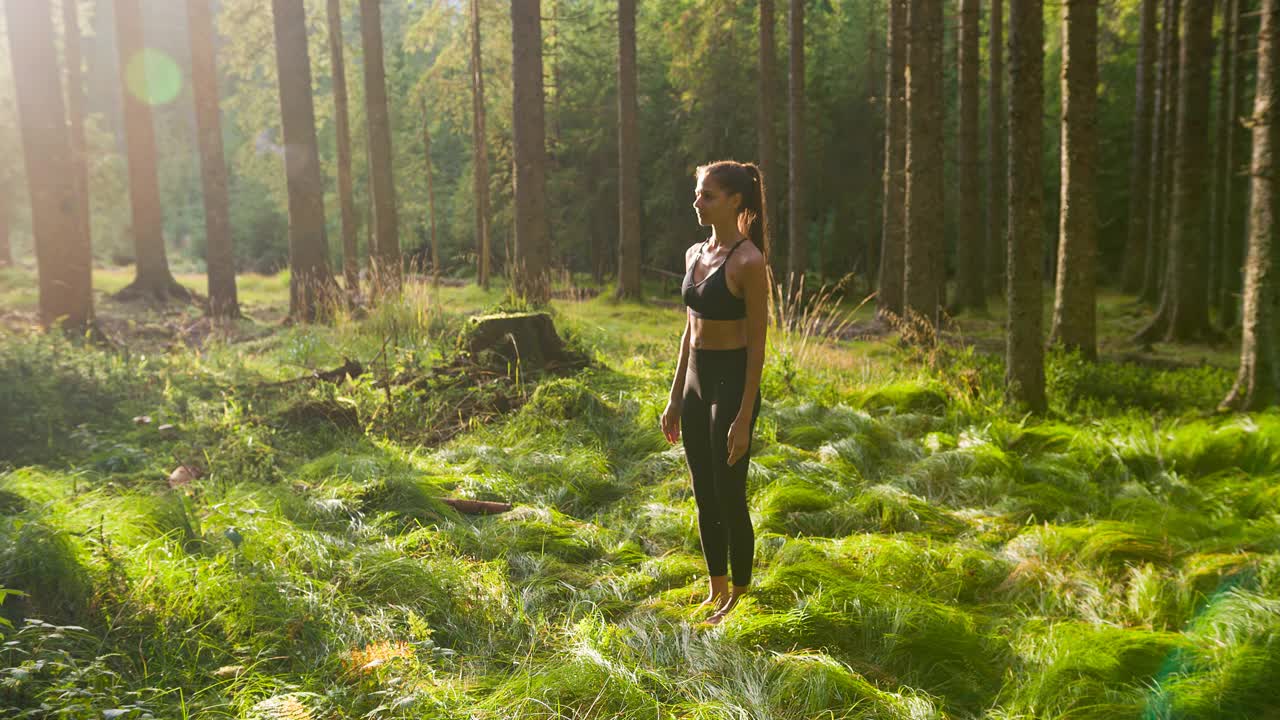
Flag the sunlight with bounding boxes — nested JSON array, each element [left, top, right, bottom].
[[124, 48, 182, 106]]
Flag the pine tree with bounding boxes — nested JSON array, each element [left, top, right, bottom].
[[953, 0, 984, 312], [904, 0, 945, 328], [615, 0, 641, 300], [1122, 0, 1158, 292], [512, 0, 551, 303], [327, 0, 360, 298], [362, 0, 401, 293], [877, 0, 907, 320]]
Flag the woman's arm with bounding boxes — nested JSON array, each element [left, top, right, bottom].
[[737, 256, 769, 416], [669, 315, 691, 404]]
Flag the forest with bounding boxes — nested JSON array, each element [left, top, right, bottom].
[[2, 0, 1280, 717]]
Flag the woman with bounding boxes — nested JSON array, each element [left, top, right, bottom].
[[660, 160, 770, 626]]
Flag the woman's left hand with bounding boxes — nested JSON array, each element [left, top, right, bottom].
[[726, 416, 751, 466]]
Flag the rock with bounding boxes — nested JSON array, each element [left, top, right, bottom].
[[133, 415, 152, 425], [157, 424, 177, 438], [167, 465, 197, 488]]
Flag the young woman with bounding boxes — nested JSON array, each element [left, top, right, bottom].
[[660, 160, 770, 626]]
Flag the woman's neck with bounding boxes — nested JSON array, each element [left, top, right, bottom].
[[709, 222, 742, 250]]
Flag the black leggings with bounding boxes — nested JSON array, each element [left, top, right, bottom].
[[682, 347, 761, 587]]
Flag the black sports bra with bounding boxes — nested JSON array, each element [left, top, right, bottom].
[[682, 238, 747, 320]]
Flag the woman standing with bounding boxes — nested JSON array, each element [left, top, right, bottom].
[[660, 160, 770, 625]]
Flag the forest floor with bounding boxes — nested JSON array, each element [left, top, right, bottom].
[[1, 265, 1277, 719]]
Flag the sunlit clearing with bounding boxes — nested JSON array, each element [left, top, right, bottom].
[[125, 48, 182, 106]]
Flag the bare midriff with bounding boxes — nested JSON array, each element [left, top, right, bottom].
[[689, 314, 747, 350]]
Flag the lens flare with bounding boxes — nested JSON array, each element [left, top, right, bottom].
[[124, 48, 182, 106]]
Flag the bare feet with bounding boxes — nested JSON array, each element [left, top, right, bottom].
[[695, 576, 730, 616], [705, 586, 748, 626]]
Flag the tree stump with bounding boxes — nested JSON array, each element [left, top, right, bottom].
[[463, 312, 570, 370]]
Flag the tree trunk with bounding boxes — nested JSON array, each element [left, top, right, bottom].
[[986, 0, 1006, 295], [61, 0, 92, 289], [113, 0, 188, 302], [1007, 0, 1046, 412], [1136, 0, 1217, 343], [361, 0, 401, 294], [1122, 0, 1157, 293], [470, 0, 492, 290], [1222, 0, 1280, 410], [188, 0, 240, 319], [953, 0, 984, 312], [786, 0, 807, 301], [615, 0, 641, 300], [421, 99, 440, 283], [1050, 0, 1099, 359], [272, 0, 337, 322], [758, 0, 779, 273], [877, 0, 907, 321], [1143, 0, 1182, 304], [328, 0, 360, 299], [1209, 0, 1237, 308], [904, 0, 945, 329], [0, 179, 10, 267], [4, 0, 93, 332], [1220, 0, 1251, 327], [511, 0, 551, 304]]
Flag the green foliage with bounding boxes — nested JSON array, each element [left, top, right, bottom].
[[1047, 349, 1234, 415]]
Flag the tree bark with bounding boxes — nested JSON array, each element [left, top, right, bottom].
[[4, 0, 93, 332], [1222, 0, 1280, 410], [1218, 0, 1280, 409], [953, 0, 984, 312], [786, 0, 807, 301], [361, 0, 401, 294], [1142, 0, 1182, 304], [904, 0, 945, 329], [0, 179, 10, 267], [188, 0, 240, 319], [1122, 0, 1158, 293], [1050, 0, 1099, 359], [877, 0, 907, 320], [61, 0, 92, 288], [272, 0, 338, 322], [1007, 0, 1046, 412], [113, 0, 188, 302], [421, 99, 440, 283], [1220, 0, 1251, 327], [758, 0, 779, 273], [470, 0, 492, 290], [986, 0, 1006, 295], [615, 0, 641, 300], [1209, 0, 1237, 308], [328, 0, 360, 299], [511, 0, 551, 304], [1136, 0, 1217, 343]]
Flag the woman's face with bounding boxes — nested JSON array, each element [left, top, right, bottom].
[[693, 174, 741, 228]]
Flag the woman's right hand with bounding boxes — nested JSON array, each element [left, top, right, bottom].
[[661, 399, 681, 443]]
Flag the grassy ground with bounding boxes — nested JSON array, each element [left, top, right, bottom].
[[1, 266, 1277, 719]]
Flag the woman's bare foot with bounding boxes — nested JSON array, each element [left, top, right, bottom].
[[695, 576, 730, 615], [705, 585, 748, 626]]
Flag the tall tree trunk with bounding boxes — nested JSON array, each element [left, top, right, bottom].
[[904, 0, 945, 328], [61, 0, 92, 285], [953, 0, 984, 312], [865, 16, 884, 296], [511, 0, 550, 304], [328, 0, 360, 299], [1222, 0, 1279, 410], [361, 0, 401, 294], [1220, 0, 1251, 327], [615, 0, 641, 300], [4, 0, 93, 332], [986, 0, 1006, 295], [421, 99, 439, 283], [272, 0, 337, 322], [114, 0, 188, 302], [469, 0, 492, 290], [877, 0, 907, 320], [188, 0, 240, 319], [759, 0, 779, 274], [1050, 0, 1099, 358], [1007, 0, 1046, 412], [1143, 0, 1182, 304], [786, 0, 807, 301], [1122, 0, 1158, 292], [1210, 0, 1237, 308], [1136, 0, 1217, 343]]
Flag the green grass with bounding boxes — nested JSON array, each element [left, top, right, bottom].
[[1, 267, 1278, 719]]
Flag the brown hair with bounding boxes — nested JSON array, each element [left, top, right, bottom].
[[696, 160, 770, 264]]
